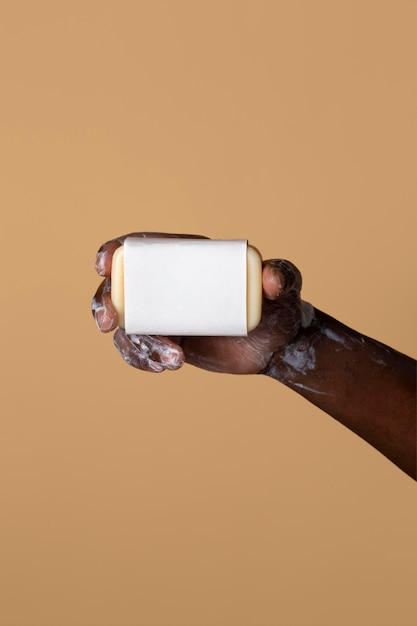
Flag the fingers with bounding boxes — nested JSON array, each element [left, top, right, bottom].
[[95, 233, 143, 277], [113, 329, 185, 372], [92, 278, 118, 332], [95, 239, 125, 277], [248, 259, 304, 354], [262, 259, 302, 300]]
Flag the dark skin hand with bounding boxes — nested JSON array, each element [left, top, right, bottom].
[[92, 233, 417, 479], [92, 232, 308, 374]]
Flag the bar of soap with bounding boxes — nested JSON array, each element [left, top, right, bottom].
[[111, 237, 262, 336]]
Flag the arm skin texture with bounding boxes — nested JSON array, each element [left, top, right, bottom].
[[263, 309, 417, 480]]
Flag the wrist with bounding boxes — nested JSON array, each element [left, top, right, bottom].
[[262, 306, 322, 384], [261, 307, 417, 479]]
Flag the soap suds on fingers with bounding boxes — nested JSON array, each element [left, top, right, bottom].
[[119, 332, 185, 372]]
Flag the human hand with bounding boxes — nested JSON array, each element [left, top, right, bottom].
[[92, 233, 312, 374]]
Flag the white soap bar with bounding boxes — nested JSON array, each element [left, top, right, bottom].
[[111, 237, 262, 336]]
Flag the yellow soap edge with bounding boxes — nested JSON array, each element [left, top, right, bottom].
[[247, 244, 263, 332], [111, 246, 125, 329]]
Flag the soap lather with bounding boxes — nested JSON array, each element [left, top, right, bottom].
[[111, 237, 263, 336]]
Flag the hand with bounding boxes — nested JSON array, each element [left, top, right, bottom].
[[92, 233, 311, 374]]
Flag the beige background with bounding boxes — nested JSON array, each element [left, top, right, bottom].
[[1, 2, 416, 625]]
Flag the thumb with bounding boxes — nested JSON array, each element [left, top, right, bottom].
[[262, 259, 302, 300]]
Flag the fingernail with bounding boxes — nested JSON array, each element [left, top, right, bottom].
[[160, 348, 184, 369], [149, 361, 164, 373], [275, 260, 296, 292], [95, 306, 114, 332], [94, 306, 105, 329], [95, 250, 108, 276], [263, 265, 284, 299]]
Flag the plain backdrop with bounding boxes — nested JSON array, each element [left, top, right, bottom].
[[1, 2, 416, 626]]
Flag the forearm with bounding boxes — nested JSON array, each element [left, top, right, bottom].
[[263, 308, 417, 479]]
